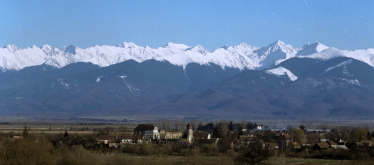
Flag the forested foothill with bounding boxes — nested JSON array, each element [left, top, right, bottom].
[[0, 121, 374, 165]]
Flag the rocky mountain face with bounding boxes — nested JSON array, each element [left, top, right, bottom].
[[1, 41, 374, 119]]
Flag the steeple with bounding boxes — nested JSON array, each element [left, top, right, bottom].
[[187, 123, 193, 143]]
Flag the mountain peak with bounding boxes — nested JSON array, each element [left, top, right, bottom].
[[271, 40, 285, 46], [297, 42, 329, 56], [264, 40, 294, 53], [163, 42, 190, 50], [264, 40, 290, 51], [239, 42, 248, 46], [42, 44, 51, 48], [2, 44, 19, 52], [116, 42, 137, 48], [237, 42, 250, 48], [221, 45, 232, 50], [186, 44, 211, 54], [2, 41, 374, 73], [62, 45, 77, 55], [187, 44, 203, 50], [41, 45, 54, 53]]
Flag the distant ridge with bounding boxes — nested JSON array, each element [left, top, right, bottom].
[[1, 41, 374, 72]]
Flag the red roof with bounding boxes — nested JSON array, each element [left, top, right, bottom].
[[328, 141, 337, 146], [317, 142, 330, 149], [291, 142, 300, 147], [13, 136, 23, 139], [361, 140, 373, 146], [356, 142, 364, 146]]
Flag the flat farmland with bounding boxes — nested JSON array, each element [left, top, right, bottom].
[[0, 123, 137, 134]]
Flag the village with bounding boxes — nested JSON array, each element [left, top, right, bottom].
[[5, 120, 374, 163]]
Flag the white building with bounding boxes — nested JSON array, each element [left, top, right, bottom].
[[121, 136, 142, 144], [134, 124, 160, 140], [187, 123, 193, 143]]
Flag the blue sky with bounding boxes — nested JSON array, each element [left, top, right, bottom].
[[1, 0, 373, 50]]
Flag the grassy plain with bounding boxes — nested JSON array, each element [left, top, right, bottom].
[[0, 122, 137, 134], [97, 154, 358, 165]]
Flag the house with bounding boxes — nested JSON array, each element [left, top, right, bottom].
[[299, 144, 313, 153], [239, 136, 258, 145], [346, 142, 364, 149], [164, 131, 183, 139], [121, 136, 142, 144], [337, 138, 346, 144], [290, 142, 301, 149], [356, 142, 364, 147], [13, 136, 23, 140], [361, 140, 373, 147], [96, 136, 116, 144], [331, 145, 349, 150], [239, 136, 265, 148], [327, 140, 347, 150], [229, 139, 241, 149], [194, 132, 211, 140], [312, 142, 330, 151], [327, 140, 337, 146], [320, 139, 330, 142], [253, 125, 267, 132], [305, 129, 331, 133], [109, 139, 121, 148], [121, 136, 133, 144], [268, 143, 279, 149], [273, 135, 287, 147], [271, 128, 286, 132], [355, 142, 364, 147], [134, 124, 160, 140]]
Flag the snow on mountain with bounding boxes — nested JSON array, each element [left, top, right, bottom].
[[0, 45, 50, 71], [96, 76, 103, 83], [255, 40, 298, 68], [298, 47, 374, 67], [322, 59, 353, 75], [185, 45, 211, 54], [2, 44, 19, 52], [339, 78, 361, 86], [0, 41, 296, 71], [296, 42, 329, 56], [1, 41, 374, 72], [265, 66, 298, 81]]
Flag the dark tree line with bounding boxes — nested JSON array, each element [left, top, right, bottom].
[[197, 121, 257, 133]]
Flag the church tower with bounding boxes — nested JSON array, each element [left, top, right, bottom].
[[187, 123, 193, 143]]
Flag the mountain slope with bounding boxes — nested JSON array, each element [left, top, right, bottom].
[[0, 59, 242, 113], [129, 57, 374, 119], [2, 41, 374, 119]]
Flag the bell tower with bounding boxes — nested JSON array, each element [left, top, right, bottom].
[[187, 123, 193, 143]]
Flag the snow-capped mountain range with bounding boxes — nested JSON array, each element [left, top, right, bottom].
[[1, 41, 374, 72], [2, 40, 374, 119]]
